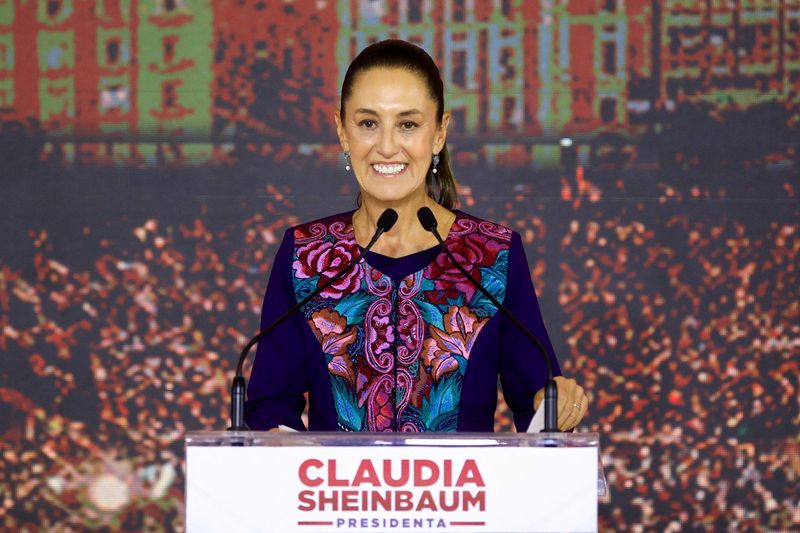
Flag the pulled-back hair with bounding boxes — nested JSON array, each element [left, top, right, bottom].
[[340, 39, 457, 209]]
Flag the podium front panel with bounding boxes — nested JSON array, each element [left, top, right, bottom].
[[186, 431, 599, 533]]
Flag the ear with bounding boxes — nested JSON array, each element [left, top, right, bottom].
[[434, 112, 451, 154], [334, 111, 350, 152]]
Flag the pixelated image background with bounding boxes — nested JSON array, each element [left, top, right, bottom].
[[1, 1, 798, 531]]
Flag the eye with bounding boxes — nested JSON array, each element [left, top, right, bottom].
[[399, 121, 419, 131], [358, 119, 377, 129]]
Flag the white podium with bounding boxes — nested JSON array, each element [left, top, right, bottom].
[[185, 431, 606, 533]]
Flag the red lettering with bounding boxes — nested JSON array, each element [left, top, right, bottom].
[[371, 490, 392, 511], [443, 459, 452, 486], [463, 490, 486, 511], [439, 490, 460, 512], [341, 490, 359, 511], [416, 490, 437, 511], [352, 460, 380, 486], [456, 460, 485, 487], [297, 490, 315, 511], [383, 459, 409, 487], [413, 460, 439, 487], [318, 490, 338, 511], [328, 460, 349, 487], [299, 459, 323, 487], [395, 490, 413, 511]]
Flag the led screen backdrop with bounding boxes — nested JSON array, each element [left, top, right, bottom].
[[1, 1, 798, 531]]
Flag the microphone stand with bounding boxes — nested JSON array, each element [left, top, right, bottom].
[[228, 209, 398, 431], [417, 207, 560, 432]]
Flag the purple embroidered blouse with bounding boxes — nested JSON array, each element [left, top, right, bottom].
[[244, 210, 561, 432]]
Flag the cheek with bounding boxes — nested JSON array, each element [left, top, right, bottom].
[[410, 144, 434, 166], [406, 131, 437, 156], [343, 127, 371, 149]]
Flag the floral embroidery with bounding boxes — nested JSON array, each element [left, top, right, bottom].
[[422, 306, 488, 380], [293, 211, 511, 432], [310, 309, 357, 386], [428, 231, 504, 302], [293, 239, 363, 299]]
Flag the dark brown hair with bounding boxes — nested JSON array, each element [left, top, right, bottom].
[[340, 39, 457, 209]]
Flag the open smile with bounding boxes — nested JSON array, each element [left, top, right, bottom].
[[371, 163, 408, 176]]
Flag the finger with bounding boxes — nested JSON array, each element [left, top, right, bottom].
[[560, 400, 581, 431], [555, 381, 577, 427], [556, 383, 573, 415], [556, 381, 580, 412], [556, 396, 568, 425], [561, 389, 587, 431], [566, 392, 590, 430], [557, 407, 570, 429], [558, 398, 580, 429], [576, 392, 589, 424], [557, 378, 578, 402]]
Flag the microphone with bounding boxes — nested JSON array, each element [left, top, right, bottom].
[[417, 207, 560, 432], [229, 208, 399, 431]]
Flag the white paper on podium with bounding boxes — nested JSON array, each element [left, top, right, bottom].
[[526, 405, 545, 433]]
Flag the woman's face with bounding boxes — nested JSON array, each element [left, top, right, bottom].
[[335, 67, 449, 206]]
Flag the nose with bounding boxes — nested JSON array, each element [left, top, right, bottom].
[[376, 127, 399, 158]]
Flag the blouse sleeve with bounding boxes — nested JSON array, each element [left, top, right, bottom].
[[498, 231, 562, 432], [244, 228, 310, 431]]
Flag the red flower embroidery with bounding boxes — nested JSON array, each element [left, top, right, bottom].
[[293, 239, 363, 298], [428, 233, 503, 301]]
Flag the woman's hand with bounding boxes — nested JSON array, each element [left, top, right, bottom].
[[533, 376, 589, 431]]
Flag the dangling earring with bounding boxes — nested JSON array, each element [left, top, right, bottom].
[[431, 153, 440, 174], [344, 151, 351, 171]]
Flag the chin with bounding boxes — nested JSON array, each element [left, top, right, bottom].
[[361, 182, 424, 205], [363, 191, 413, 205]]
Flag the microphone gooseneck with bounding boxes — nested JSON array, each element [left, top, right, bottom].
[[416, 207, 560, 432], [229, 208, 398, 431]]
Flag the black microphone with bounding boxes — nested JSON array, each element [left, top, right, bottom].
[[417, 207, 560, 432], [229, 208, 399, 431]]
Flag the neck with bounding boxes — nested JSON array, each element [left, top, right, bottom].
[[354, 196, 452, 258]]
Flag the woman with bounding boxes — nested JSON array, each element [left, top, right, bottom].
[[244, 39, 588, 432]]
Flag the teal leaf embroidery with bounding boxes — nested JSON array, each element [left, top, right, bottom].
[[334, 292, 373, 325], [414, 299, 445, 330], [330, 377, 364, 431], [294, 276, 319, 301], [469, 249, 509, 314], [422, 374, 461, 429]]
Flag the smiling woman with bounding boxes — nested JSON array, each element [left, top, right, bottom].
[[337, 65, 452, 258], [244, 39, 588, 434]]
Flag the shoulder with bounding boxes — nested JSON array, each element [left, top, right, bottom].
[[450, 210, 515, 245], [291, 210, 356, 244]]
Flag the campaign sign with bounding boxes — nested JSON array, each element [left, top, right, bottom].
[[185, 434, 598, 532]]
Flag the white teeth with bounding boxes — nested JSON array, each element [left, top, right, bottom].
[[372, 163, 406, 175]]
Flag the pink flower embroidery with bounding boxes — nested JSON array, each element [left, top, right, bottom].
[[293, 239, 363, 298], [368, 313, 395, 357]]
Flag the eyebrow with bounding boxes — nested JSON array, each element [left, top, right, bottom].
[[353, 108, 424, 117]]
